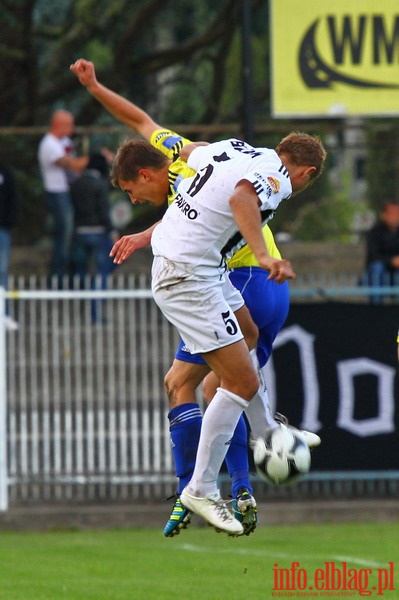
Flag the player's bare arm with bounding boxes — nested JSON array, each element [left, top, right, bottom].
[[70, 58, 160, 140], [110, 223, 160, 264], [229, 180, 296, 283]]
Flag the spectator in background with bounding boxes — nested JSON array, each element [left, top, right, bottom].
[[70, 152, 118, 322], [365, 201, 399, 304], [38, 110, 88, 285], [0, 160, 20, 330]]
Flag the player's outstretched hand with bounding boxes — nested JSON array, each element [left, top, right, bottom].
[[110, 232, 150, 264], [260, 258, 296, 283], [70, 58, 97, 88]]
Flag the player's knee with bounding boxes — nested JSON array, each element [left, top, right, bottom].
[[223, 370, 259, 402], [244, 372, 260, 400], [164, 365, 197, 408], [164, 367, 178, 408]]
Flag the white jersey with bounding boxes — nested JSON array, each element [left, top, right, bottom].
[[38, 133, 73, 193], [151, 138, 292, 276]]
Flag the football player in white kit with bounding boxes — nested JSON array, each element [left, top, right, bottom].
[[111, 133, 326, 535], [70, 58, 289, 537]]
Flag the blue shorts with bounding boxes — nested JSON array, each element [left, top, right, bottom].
[[174, 266, 289, 367], [175, 340, 209, 364], [229, 267, 289, 367]]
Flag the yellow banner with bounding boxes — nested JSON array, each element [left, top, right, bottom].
[[271, 0, 399, 117]]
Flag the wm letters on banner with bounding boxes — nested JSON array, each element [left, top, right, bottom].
[[264, 303, 399, 471], [270, 0, 399, 117]]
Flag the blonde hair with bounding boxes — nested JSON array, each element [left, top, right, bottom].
[[275, 132, 327, 181]]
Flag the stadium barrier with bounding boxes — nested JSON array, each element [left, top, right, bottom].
[[0, 274, 398, 511]]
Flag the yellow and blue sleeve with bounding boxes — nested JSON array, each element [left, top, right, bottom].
[[150, 128, 196, 205]]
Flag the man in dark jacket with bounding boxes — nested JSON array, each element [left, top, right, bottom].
[[0, 161, 19, 330], [365, 201, 399, 303], [70, 152, 118, 321]]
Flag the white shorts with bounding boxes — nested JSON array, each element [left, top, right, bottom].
[[151, 256, 244, 354]]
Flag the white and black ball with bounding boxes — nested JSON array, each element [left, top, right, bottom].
[[253, 424, 311, 486]]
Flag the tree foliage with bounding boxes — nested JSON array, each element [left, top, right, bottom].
[[2, 0, 379, 246], [1, 0, 272, 243], [1, 0, 269, 128]]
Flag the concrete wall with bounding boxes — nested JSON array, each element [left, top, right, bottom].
[[9, 241, 366, 279]]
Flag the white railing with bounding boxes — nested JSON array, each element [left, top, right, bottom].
[[0, 276, 181, 509], [0, 288, 7, 510], [290, 271, 399, 301], [1, 274, 398, 511]]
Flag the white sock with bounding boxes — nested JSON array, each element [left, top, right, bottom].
[[186, 387, 249, 498], [245, 349, 278, 438]]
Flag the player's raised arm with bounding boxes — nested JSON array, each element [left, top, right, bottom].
[[70, 58, 160, 140]]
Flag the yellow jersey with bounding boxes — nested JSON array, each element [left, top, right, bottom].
[[150, 128, 281, 263], [150, 129, 196, 205]]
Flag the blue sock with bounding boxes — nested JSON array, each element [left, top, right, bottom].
[[168, 403, 202, 495], [225, 414, 253, 498]]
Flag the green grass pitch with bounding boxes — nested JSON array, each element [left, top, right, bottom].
[[0, 521, 398, 599]]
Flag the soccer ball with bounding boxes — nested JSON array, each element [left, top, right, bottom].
[[252, 424, 311, 486]]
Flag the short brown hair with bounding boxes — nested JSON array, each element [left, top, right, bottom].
[[111, 139, 168, 187], [275, 132, 327, 181]]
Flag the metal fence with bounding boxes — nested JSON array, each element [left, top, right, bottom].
[[290, 271, 399, 302], [0, 275, 182, 510], [1, 274, 398, 511]]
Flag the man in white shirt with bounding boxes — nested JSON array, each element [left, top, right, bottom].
[[111, 133, 326, 535], [38, 110, 88, 283]]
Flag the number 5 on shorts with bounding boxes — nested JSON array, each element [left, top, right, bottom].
[[221, 310, 238, 335]]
